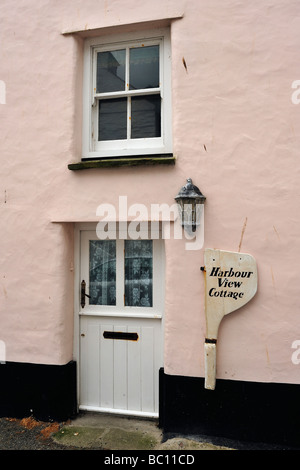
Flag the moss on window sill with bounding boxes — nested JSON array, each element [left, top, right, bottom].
[[68, 154, 175, 170]]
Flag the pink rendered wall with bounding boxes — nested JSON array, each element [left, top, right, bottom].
[[0, 0, 300, 384]]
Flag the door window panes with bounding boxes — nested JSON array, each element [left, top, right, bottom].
[[89, 240, 116, 305], [124, 240, 153, 307]]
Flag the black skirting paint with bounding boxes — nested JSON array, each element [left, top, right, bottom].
[[159, 368, 300, 447], [1, 361, 299, 447], [0, 361, 77, 422]]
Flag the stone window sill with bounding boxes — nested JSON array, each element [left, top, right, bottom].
[[68, 154, 175, 170]]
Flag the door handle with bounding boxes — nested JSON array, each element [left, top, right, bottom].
[[81, 280, 91, 308]]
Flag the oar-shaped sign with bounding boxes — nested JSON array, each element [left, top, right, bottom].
[[203, 249, 258, 390]]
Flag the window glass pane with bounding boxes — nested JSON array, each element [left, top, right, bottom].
[[98, 98, 127, 141], [125, 240, 153, 307], [89, 240, 116, 306], [97, 50, 126, 93], [131, 95, 161, 139], [129, 46, 159, 90]]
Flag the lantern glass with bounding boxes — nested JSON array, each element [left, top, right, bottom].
[[175, 178, 206, 232], [181, 200, 204, 231]]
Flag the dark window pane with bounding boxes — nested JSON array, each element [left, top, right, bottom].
[[124, 240, 153, 307], [98, 98, 127, 141], [129, 46, 159, 90], [97, 50, 126, 93], [131, 95, 161, 139], [89, 240, 116, 306]]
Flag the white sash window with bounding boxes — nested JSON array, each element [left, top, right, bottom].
[[82, 29, 172, 158]]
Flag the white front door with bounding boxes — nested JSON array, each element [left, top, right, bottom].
[[78, 228, 164, 417]]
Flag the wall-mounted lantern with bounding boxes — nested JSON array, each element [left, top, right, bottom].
[[175, 178, 206, 232]]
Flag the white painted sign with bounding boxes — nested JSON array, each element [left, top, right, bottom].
[[203, 249, 258, 389]]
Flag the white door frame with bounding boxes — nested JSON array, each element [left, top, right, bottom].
[[73, 222, 165, 417]]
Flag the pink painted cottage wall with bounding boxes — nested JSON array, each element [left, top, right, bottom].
[[0, 0, 300, 385]]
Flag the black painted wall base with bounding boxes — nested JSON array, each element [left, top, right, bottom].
[[159, 369, 300, 447], [0, 361, 77, 422], [2, 361, 299, 447]]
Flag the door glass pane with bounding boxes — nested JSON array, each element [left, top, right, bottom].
[[131, 95, 161, 139], [89, 240, 116, 306], [125, 240, 153, 307], [129, 46, 159, 90], [97, 50, 126, 93], [98, 98, 127, 141]]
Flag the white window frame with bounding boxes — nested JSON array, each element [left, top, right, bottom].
[[82, 28, 172, 159]]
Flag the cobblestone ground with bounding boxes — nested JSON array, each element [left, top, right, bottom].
[[0, 415, 232, 451], [0, 415, 297, 451], [0, 417, 77, 450]]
